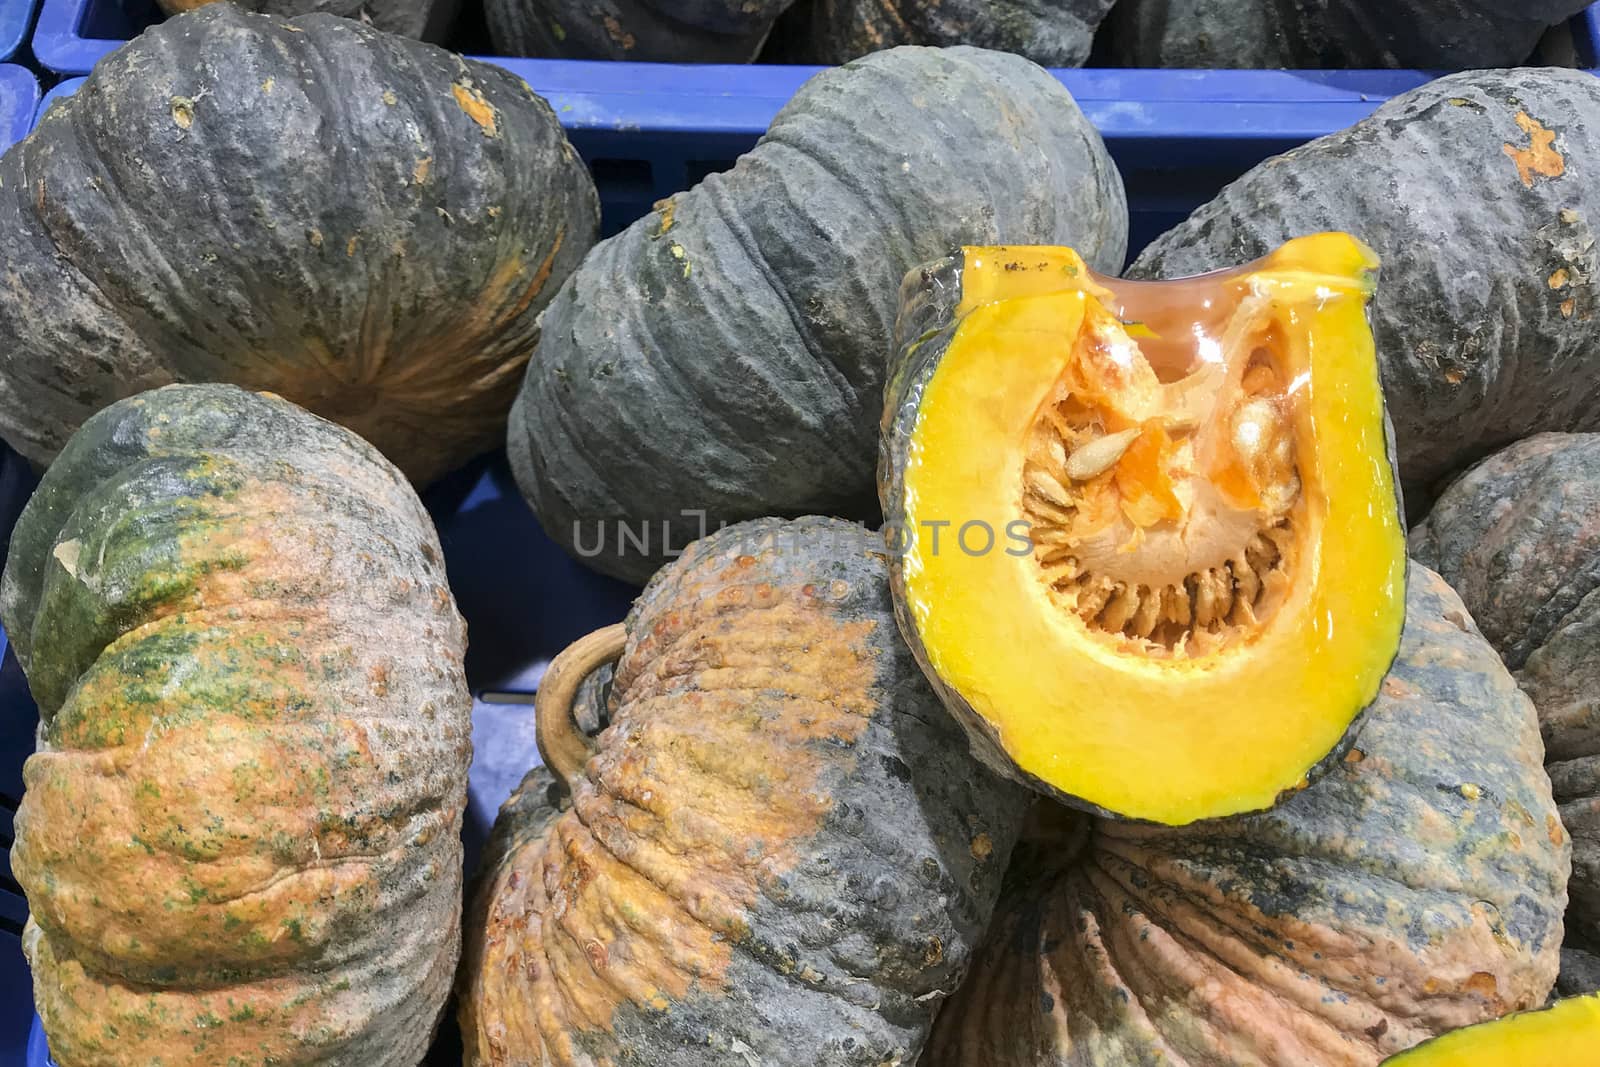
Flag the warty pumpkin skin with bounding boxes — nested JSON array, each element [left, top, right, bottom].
[[1129, 69, 1600, 498], [485, 0, 795, 61], [509, 45, 1128, 585], [0, 384, 472, 1066], [1379, 991, 1600, 1065], [459, 516, 1031, 1066], [1102, 0, 1592, 68], [156, 0, 451, 39], [766, 0, 1117, 66], [1409, 433, 1600, 994], [880, 235, 1407, 825], [921, 567, 1570, 1067], [0, 4, 599, 486]]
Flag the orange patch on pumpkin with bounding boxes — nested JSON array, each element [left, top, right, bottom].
[[451, 83, 500, 137], [1503, 112, 1565, 188]]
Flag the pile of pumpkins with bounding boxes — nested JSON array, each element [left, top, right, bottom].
[[143, 0, 1600, 69], [3, 5, 1600, 1065]]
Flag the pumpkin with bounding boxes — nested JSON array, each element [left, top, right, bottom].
[[458, 516, 1030, 1066], [1381, 992, 1600, 1065], [764, 0, 1117, 66], [509, 45, 1128, 585], [0, 4, 599, 487], [1101, 0, 1592, 68], [0, 384, 472, 1065], [1128, 68, 1600, 500], [878, 233, 1406, 824], [922, 567, 1570, 1067], [155, 0, 452, 39], [485, 0, 796, 61], [1409, 433, 1600, 994]]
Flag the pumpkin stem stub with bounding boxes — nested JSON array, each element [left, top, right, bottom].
[[536, 623, 626, 794]]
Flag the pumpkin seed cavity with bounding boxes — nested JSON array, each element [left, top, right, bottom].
[[1021, 297, 1302, 657]]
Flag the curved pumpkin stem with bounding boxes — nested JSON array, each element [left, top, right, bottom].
[[535, 623, 627, 794]]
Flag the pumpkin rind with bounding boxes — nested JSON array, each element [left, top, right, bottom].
[[486, 0, 796, 61], [508, 45, 1128, 585], [922, 567, 1569, 1067], [1128, 69, 1600, 498], [459, 516, 1030, 1065], [1102, 0, 1592, 68], [0, 384, 472, 1067], [879, 236, 1407, 824], [767, 0, 1117, 66], [1410, 432, 1600, 992], [0, 5, 599, 486]]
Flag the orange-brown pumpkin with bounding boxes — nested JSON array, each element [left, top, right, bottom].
[[459, 517, 1029, 1066], [921, 568, 1569, 1066], [0, 384, 472, 1065]]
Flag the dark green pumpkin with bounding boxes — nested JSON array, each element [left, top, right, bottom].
[[1410, 432, 1600, 994], [0, 5, 598, 486], [485, 0, 795, 61], [1, 384, 472, 1066], [923, 567, 1570, 1066], [156, 0, 454, 40], [459, 516, 1030, 1066], [765, 0, 1116, 66], [1129, 69, 1600, 500], [1101, 0, 1591, 68], [508, 45, 1128, 585]]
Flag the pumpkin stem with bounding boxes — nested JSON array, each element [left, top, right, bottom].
[[536, 623, 627, 794]]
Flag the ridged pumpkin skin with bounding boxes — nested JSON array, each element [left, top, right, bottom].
[[509, 46, 1128, 585], [0, 5, 599, 485], [486, 0, 795, 61], [1129, 69, 1600, 497], [0, 385, 472, 1066], [768, 0, 1116, 66], [156, 0, 451, 39], [1102, 0, 1590, 68], [459, 517, 1030, 1065], [1410, 433, 1600, 993], [922, 568, 1570, 1067]]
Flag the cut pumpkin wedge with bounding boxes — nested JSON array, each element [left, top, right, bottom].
[[1382, 993, 1600, 1065], [878, 233, 1407, 825]]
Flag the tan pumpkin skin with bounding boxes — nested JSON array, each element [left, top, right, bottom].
[[921, 568, 1569, 1067], [0, 385, 472, 1066], [460, 516, 1030, 1066]]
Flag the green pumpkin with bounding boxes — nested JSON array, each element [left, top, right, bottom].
[[1129, 69, 1600, 502], [1411, 432, 1600, 994], [0, 5, 598, 486], [508, 45, 1128, 585]]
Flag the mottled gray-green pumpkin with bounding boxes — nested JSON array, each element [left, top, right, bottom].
[[1, 384, 471, 1066], [459, 516, 1030, 1065], [1102, 0, 1591, 69], [509, 46, 1128, 584], [485, 0, 796, 61], [766, 0, 1116, 66], [1129, 69, 1600, 498], [1411, 433, 1600, 994], [157, 0, 454, 40], [0, 5, 598, 486], [923, 568, 1570, 1066]]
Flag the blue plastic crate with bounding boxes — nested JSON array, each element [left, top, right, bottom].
[[0, 0, 34, 61], [0, 64, 34, 150]]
